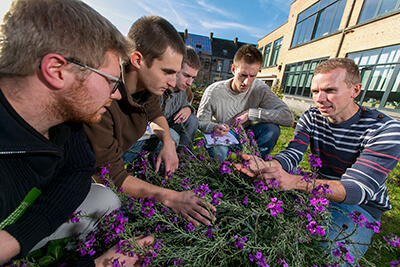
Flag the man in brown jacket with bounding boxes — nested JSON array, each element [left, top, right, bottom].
[[84, 16, 215, 226]]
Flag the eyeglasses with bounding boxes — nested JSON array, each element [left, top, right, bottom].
[[64, 57, 121, 94]]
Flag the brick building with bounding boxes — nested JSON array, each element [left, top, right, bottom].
[[180, 30, 253, 86], [257, 0, 400, 118]]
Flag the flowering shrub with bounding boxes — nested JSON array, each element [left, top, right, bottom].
[[9, 126, 399, 266]]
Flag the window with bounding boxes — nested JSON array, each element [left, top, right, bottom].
[[281, 58, 328, 97], [222, 49, 228, 56], [262, 43, 272, 68], [358, 0, 400, 23], [291, 0, 346, 47], [196, 43, 202, 49], [217, 60, 223, 72], [348, 44, 400, 112], [269, 38, 283, 66]]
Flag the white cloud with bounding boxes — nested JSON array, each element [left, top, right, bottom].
[[195, 0, 231, 18]]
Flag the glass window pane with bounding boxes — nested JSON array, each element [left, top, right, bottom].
[[319, 4, 337, 37], [378, 44, 400, 64], [262, 44, 271, 67], [347, 52, 362, 65], [287, 74, 293, 87], [299, 73, 307, 87], [311, 61, 319, 69], [291, 22, 303, 47], [359, 0, 380, 23], [310, 2, 320, 14], [303, 14, 317, 43], [303, 62, 310, 70], [298, 8, 310, 21], [306, 74, 313, 87], [314, 9, 326, 38], [359, 49, 380, 65], [331, 0, 346, 32], [292, 74, 299, 86], [320, 0, 330, 10], [378, 0, 398, 15]]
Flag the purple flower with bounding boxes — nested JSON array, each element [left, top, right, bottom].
[[383, 233, 400, 249], [242, 197, 248, 205], [267, 197, 283, 216], [253, 179, 268, 194], [193, 184, 211, 198], [349, 211, 381, 233], [220, 161, 232, 175], [306, 221, 325, 236], [71, 210, 82, 223], [332, 241, 353, 264], [390, 261, 400, 267], [184, 222, 195, 233], [139, 198, 157, 218], [247, 129, 255, 138], [234, 235, 247, 250], [308, 154, 322, 168], [211, 191, 223, 206], [182, 178, 191, 190], [249, 251, 270, 267]]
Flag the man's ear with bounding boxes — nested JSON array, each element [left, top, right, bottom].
[[231, 64, 236, 75], [351, 83, 362, 99], [130, 51, 144, 69], [40, 54, 69, 90]]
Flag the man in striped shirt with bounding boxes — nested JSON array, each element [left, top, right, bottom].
[[237, 58, 400, 260]]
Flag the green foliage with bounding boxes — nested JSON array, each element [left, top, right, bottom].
[[274, 126, 400, 266], [270, 79, 284, 99]]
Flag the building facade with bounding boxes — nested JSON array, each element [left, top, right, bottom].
[[257, 0, 400, 118], [181, 30, 252, 86]]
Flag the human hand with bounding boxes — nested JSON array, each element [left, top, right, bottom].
[[234, 154, 272, 177], [155, 141, 179, 175], [212, 123, 230, 137], [253, 165, 300, 191], [94, 235, 154, 266], [173, 107, 192, 123], [165, 190, 216, 226], [232, 110, 249, 127]]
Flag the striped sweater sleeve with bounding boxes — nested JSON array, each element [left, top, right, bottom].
[[340, 119, 400, 207]]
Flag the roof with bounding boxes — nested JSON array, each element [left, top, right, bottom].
[[179, 32, 255, 58], [184, 33, 212, 55]]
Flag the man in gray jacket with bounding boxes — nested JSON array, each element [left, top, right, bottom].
[[161, 46, 201, 149], [197, 44, 294, 160]]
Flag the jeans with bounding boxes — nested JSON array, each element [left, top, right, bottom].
[[325, 202, 378, 264], [122, 137, 163, 164], [169, 114, 198, 148], [207, 122, 280, 161]]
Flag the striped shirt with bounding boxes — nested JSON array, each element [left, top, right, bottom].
[[274, 107, 400, 219]]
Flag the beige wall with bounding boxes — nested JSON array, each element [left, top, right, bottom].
[[257, 0, 400, 83]]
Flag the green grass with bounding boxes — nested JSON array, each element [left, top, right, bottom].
[[272, 126, 400, 265]]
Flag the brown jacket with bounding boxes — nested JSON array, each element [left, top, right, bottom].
[[84, 83, 164, 188]]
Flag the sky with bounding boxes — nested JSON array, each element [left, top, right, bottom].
[[0, 0, 293, 44]]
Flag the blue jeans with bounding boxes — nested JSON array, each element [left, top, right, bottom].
[[325, 202, 378, 264], [207, 122, 280, 160], [122, 137, 163, 164], [169, 114, 198, 148]]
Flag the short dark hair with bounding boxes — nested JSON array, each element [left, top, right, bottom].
[[183, 46, 201, 70], [314, 58, 361, 87], [233, 44, 263, 66], [127, 15, 185, 67]]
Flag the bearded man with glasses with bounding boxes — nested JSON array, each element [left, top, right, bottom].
[[0, 0, 153, 265]]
